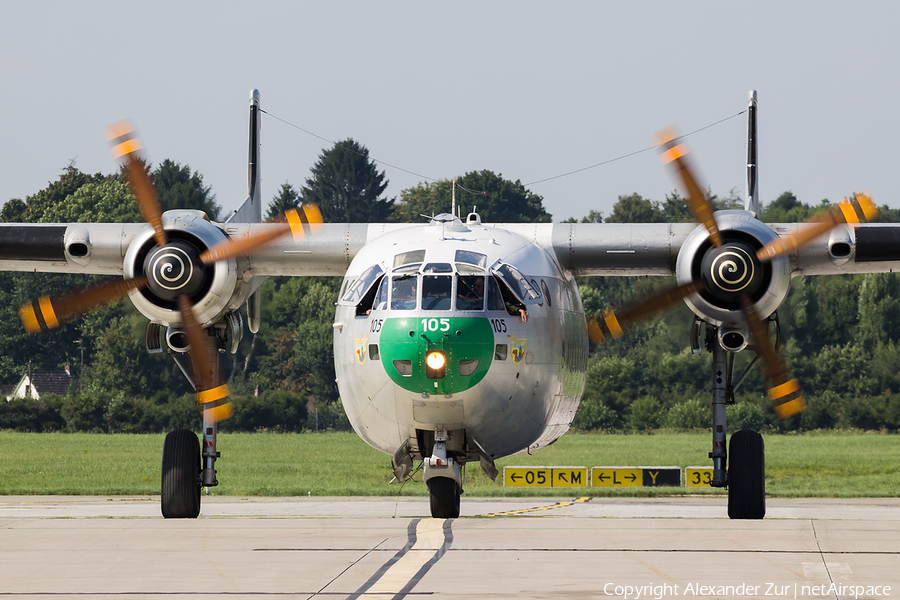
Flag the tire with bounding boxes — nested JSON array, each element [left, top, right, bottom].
[[428, 477, 460, 519], [728, 429, 765, 520], [161, 429, 201, 519]]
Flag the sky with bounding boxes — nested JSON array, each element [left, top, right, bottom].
[[1, 2, 898, 223]]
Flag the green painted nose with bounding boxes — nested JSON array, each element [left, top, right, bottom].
[[379, 316, 495, 395]]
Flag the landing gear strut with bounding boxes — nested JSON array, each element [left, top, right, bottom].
[[157, 317, 231, 519], [705, 325, 766, 520]]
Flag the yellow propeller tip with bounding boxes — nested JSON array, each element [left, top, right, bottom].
[[774, 397, 806, 419], [856, 193, 878, 221], [602, 309, 624, 339], [106, 119, 143, 160], [654, 126, 679, 145]]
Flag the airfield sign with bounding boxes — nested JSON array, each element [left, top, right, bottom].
[[685, 466, 714, 488], [503, 467, 588, 488], [591, 466, 681, 487]]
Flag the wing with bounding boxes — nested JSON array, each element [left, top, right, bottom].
[[501, 221, 900, 278], [0, 221, 406, 278]]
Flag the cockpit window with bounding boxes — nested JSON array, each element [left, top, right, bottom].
[[423, 262, 453, 274], [393, 263, 421, 275], [372, 276, 389, 311], [491, 262, 542, 305], [390, 275, 418, 310], [487, 276, 505, 311], [455, 250, 487, 268], [340, 264, 384, 306], [456, 275, 485, 311], [422, 275, 452, 310], [455, 263, 484, 274], [393, 250, 426, 268]]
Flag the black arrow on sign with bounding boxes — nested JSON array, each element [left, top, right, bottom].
[[598, 472, 609, 482], [559, 473, 568, 483], [626, 473, 637, 482], [510, 473, 522, 482]]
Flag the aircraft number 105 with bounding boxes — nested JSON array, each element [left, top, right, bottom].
[[421, 318, 450, 332], [490, 318, 507, 333]]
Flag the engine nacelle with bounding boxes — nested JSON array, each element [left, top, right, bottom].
[[123, 211, 247, 328], [675, 211, 791, 327]]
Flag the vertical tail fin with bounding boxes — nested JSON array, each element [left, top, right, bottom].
[[745, 90, 759, 215], [227, 90, 264, 334], [227, 89, 263, 224]]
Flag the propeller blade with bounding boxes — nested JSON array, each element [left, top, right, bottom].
[[199, 204, 324, 265], [178, 295, 233, 423], [592, 280, 706, 342], [107, 120, 167, 247], [756, 193, 877, 262], [19, 277, 148, 334], [655, 127, 723, 248], [740, 294, 805, 418]]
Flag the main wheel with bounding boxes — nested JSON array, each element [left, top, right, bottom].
[[727, 429, 765, 520], [428, 477, 460, 519], [161, 429, 201, 519]]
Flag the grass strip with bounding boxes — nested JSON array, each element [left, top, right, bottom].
[[0, 430, 897, 498]]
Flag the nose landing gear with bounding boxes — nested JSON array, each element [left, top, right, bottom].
[[424, 428, 462, 518]]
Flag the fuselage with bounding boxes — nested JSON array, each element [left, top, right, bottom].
[[333, 214, 588, 465]]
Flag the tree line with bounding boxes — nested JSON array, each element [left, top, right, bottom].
[[2, 140, 900, 434]]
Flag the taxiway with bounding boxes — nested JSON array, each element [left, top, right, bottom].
[[1, 496, 898, 599]]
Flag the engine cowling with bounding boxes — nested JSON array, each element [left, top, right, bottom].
[[122, 211, 245, 328], [675, 211, 791, 327]]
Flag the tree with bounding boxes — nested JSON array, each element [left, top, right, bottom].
[[759, 191, 818, 223], [605, 193, 665, 223], [393, 171, 552, 223], [0, 198, 27, 223], [152, 159, 221, 219], [19, 162, 106, 223], [301, 139, 393, 223], [39, 179, 140, 224], [267, 182, 300, 219]]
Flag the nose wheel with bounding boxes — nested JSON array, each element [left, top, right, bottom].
[[428, 477, 461, 519]]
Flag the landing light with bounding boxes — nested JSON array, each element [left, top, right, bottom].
[[426, 351, 446, 370], [425, 350, 446, 380]]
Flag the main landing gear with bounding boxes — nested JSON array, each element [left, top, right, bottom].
[[161, 429, 201, 518], [160, 422, 222, 518], [699, 322, 766, 520], [155, 315, 233, 519]]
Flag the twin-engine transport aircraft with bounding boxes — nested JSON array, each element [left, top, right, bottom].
[[1, 90, 895, 519]]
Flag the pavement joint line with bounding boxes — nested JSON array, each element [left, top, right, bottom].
[[254, 548, 900, 555]]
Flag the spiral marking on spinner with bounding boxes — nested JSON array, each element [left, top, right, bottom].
[[150, 246, 194, 292], [710, 246, 755, 293]]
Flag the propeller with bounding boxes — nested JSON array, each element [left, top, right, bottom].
[[755, 193, 876, 261], [590, 127, 878, 418], [18, 120, 323, 423], [178, 295, 233, 423], [107, 120, 167, 247], [199, 204, 323, 264]]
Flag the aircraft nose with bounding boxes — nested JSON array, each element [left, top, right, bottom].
[[379, 316, 495, 394]]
